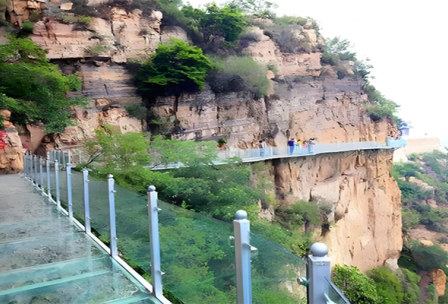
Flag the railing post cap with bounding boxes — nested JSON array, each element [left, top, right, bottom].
[[147, 185, 156, 192], [82, 167, 88, 172], [311, 242, 328, 257], [108, 174, 114, 179], [235, 210, 247, 220]]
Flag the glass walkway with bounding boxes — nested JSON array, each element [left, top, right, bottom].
[[0, 175, 159, 304]]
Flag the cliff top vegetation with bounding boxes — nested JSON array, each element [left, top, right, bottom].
[[0, 36, 88, 132]]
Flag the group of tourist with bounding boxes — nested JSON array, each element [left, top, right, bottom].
[[288, 138, 316, 155], [255, 138, 317, 158]]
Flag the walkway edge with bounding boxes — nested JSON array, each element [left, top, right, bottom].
[[23, 174, 171, 304]]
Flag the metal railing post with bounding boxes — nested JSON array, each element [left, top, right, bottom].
[[39, 157, 43, 190], [46, 158, 51, 197], [23, 154, 28, 178], [32, 155, 36, 184], [108, 174, 118, 258], [67, 164, 73, 219], [234, 210, 253, 304], [147, 186, 164, 299], [307, 243, 331, 304], [83, 168, 91, 233], [55, 160, 61, 207]]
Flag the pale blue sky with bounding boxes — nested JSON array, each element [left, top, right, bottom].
[[185, 0, 448, 144]]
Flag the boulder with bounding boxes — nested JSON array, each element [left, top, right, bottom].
[[420, 239, 434, 247], [428, 269, 446, 296]]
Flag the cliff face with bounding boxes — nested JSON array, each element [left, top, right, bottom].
[[269, 150, 402, 271], [1, 7, 403, 270], [154, 78, 393, 148]]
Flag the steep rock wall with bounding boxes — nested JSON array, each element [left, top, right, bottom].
[[269, 149, 402, 271], [153, 77, 394, 148]]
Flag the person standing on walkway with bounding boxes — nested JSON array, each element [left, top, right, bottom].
[[308, 138, 316, 154], [288, 138, 295, 155], [259, 140, 267, 157], [296, 139, 303, 154], [261, 139, 267, 156]]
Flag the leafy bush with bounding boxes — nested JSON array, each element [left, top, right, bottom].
[[182, 3, 246, 43], [401, 208, 421, 231], [408, 242, 448, 271], [332, 264, 378, 304], [78, 15, 92, 23], [397, 180, 431, 202], [438, 237, 448, 244], [288, 201, 320, 225], [208, 55, 269, 95], [218, 138, 227, 145], [274, 15, 308, 27], [399, 268, 421, 304], [65, 74, 83, 91], [363, 83, 400, 123], [124, 104, 147, 120], [227, 0, 278, 19], [22, 21, 34, 32], [391, 162, 423, 179], [368, 266, 403, 304], [0, 36, 88, 132], [135, 39, 212, 94], [29, 13, 41, 23], [87, 44, 107, 55]]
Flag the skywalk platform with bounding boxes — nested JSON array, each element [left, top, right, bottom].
[[0, 175, 159, 304]]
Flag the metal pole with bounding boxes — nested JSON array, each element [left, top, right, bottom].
[[67, 163, 73, 219], [32, 155, 36, 184], [83, 168, 91, 233], [23, 154, 27, 179], [307, 243, 331, 304], [39, 157, 43, 190], [234, 210, 253, 304], [46, 158, 51, 197], [108, 174, 118, 258], [55, 160, 60, 207], [147, 185, 163, 299]]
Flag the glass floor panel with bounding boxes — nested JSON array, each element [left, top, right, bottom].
[[0, 175, 160, 304], [0, 216, 81, 243]]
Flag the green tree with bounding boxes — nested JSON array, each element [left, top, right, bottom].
[[182, 3, 246, 43], [227, 0, 278, 19], [332, 264, 378, 304], [135, 38, 212, 94], [0, 36, 87, 132]]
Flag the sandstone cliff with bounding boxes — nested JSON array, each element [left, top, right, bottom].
[[256, 149, 402, 271], [0, 4, 403, 272]]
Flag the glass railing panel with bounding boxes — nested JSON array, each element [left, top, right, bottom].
[[70, 171, 86, 224], [41, 159, 47, 192], [88, 177, 111, 243], [250, 233, 307, 304], [158, 202, 236, 304], [58, 168, 69, 212], [114, 185, 152, 272], [49, 162, 57, 202], [324, 277, 350, 304]]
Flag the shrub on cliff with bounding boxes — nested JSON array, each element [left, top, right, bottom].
[[207, 55, 269, 96], [0, 36, 88, 132], [332, 264, 378, 304], [367, 266, 404, 304], [135, 38, 212, 94], [182, 3, 246, 43]]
